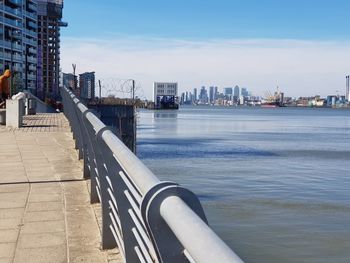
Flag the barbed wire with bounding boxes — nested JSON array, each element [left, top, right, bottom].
[[96, 78, 146, 100]]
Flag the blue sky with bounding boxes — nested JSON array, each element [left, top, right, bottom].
[[63, 0, 350, 40], [61, 1, 350, 99]]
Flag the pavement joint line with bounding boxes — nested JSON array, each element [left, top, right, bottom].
[[62, 179, 70, 262], [0, 178, 87, 186], [12, 133, 31, 263]]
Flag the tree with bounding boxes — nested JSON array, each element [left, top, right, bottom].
[[11, 72, 23, 95]]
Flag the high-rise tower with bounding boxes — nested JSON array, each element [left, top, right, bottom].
[[36, 0, 67, 100], [209, 86, 214, 103], [79, 72, 95, 100], [0, 0, 38, 94]]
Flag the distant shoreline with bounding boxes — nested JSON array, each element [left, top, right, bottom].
[[172, 105, 350, 110]]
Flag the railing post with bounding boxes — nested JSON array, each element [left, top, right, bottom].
[[75, 105, 93, 180], [96, 128, 117, 250], [73, 99, 84, 160], [84, 115, 106, 204]]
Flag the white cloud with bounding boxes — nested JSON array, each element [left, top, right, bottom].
[[61, 37, 350, 99]]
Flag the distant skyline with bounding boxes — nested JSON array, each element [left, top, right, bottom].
[[61, 1, 350, 99]]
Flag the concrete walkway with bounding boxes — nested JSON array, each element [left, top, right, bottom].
[[0, 114, 121, 263]]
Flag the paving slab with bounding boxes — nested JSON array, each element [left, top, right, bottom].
[[0, 208, 24, 220], [0, 243, 16, 258], [0, 257, 12, 263], [13, 245, 67, 263], [0, 230, 18, 243], [26, 202, 63, 212], [0, 217, 22, 230], [17, 232, 66, 249], [24, 211, 65, 223], [0, 114, 121, 263], [21, 220, 66, 234]]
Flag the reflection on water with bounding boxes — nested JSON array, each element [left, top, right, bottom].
[[137, 106, 350, 263], [153, 111, 178, 119]]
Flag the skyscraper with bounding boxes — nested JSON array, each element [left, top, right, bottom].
[[214, 86, 218, 100], [234, 85, 240, 98], [199, 86, 208, 103], [193, 88, 197, 101], [189, 92, 193, 103], [209, 86, 214, 103], [36, 0, 67, 100], [0, 0, 38, 94], [79, 72, 95, 100], [241, 87, 248, 97], [180, 92, 185, 104], [224, 87, 233, 100]]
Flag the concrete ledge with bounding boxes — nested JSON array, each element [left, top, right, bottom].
[[6, 99, 24, 128]]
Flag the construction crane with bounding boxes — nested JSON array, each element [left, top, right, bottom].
[[263, 86, 284, 107]]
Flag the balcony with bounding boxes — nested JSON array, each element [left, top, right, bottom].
[[0, 52, 11, 60], [28, 64, 36, 71], [28, 21, 37, 29], [24, 29, 36, 38], [12, 42, 22, 51], [0, 52, 22, 62], [0, 40, 22, 51], [27, 73, 36, 80], [3, 5, 22, 17], [10, 31, 22, 40], [27, 56, 37, 63], [12, 63, 22, 72], [27, 3, 36, 12], [27, 82, 36, 90], [28, 47, 36, 54], [8, 0, 22, 7], [13, 54, 22, 61], [0, 40, 11, 49], [24, 37, 36, 46], [3, 17, 22, 28], [25, 11, 37, 20]]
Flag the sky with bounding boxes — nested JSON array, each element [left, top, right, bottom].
[[61, 0, 350, 99]]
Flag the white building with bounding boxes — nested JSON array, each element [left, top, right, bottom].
[[153, 82, 178, 109]]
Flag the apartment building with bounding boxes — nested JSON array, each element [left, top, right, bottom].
[[36, 0, 67, 100], [79, 72, 95, 100], [0, 0, 38, 94]]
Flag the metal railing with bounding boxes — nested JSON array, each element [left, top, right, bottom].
[[61, 86, 244, 263]]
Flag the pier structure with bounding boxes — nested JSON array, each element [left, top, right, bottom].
[[0, 87, 244, 263]]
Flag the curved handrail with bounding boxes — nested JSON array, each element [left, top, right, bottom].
[[61, 86, 244, 263]]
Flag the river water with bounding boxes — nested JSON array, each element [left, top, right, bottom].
[[136, 106, 350, 263]]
